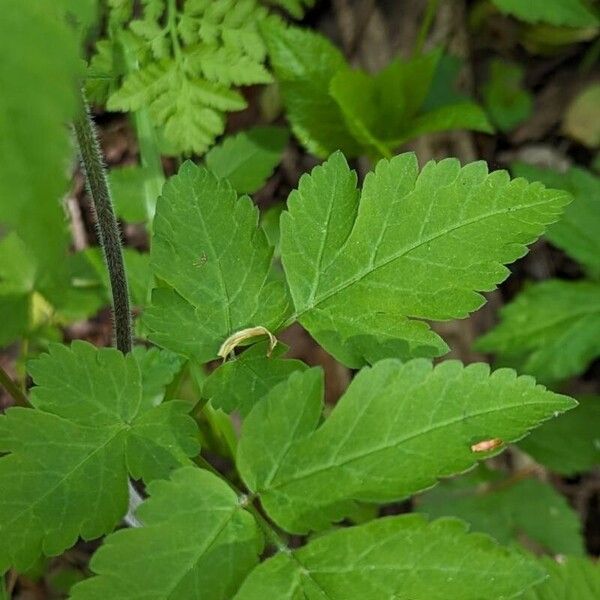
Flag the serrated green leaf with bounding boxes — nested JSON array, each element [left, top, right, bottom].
[[417, 467, 584, 555], [145, 162, 290, 362], [237, 359, 574, 533], [109, 165, 158, 223], [261, 21, 362, 158], [0, 342, 199, 573], [70, 467, 263, 600], [131, 346, 183, 405], [522, 556, 600, 600], [491, 0, 599, 27], [476, 280, 600, 381], [511, 163, 600, 277], [234, 514, 545, 599], [203, 340, 307, 415], [482, 59, 533, 132], [205, 126, 289, 193], [519, 396, 600, 475], [280, 152, 569, 367]]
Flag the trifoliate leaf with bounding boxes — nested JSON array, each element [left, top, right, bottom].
[[131, 346, 183, 406], [280, 152, 569, 368], [0, 0, 80, 286], [0, 342, 199, 573], [70, 467, 263, 600], [203, 340, 307, 415], [562, 83, 600, 148], [205, 126, 289, 193], [476, 280, 600, 382], [491, 0, 600, 27], [511, 163, 600, 277], [237, 359, 574, 533], [261, 21, 362, 158], [417, 467, 584, 555], [482, 59, 533, 132], [522, 556, 600, 600], [145, 162, 289, 362], [234, 515, 545, 599], [519, 396, 600, 475]]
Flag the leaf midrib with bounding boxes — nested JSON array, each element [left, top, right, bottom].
[[289, 196, 559, 323], [261, 397, 563, 494]]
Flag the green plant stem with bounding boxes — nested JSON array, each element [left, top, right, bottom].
[[414, 0, 440, 57], [195, 455, 289, 552], [73, 90, 133, 354], [0, 364, 29, 407]]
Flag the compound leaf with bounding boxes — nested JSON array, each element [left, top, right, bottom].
[[70, 467, 263, 600], [205, 126, 289, 193], [203, 340, 307, 415], [234, 515, 545, 599], [145, 162, 289, 363], [522, 557, 600, 600], [237, 359, 574, 533], [0, 342, 199, 573], [519, 396, 600, 475], [280, 152, 569, 367], [476, 280, 600, 382], [417, 467, 584, 555]]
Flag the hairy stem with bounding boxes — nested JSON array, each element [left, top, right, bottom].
[[0, 364, 29, 408], [73, 90, 132, 354], [73, 90, 142, 524]]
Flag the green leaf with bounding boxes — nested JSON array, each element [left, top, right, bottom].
[[0, 342, 199, 573], [519, 396, 600, 475], [482, 59, 533, 132], [263, 0, 315, 18], [237, 359, 574, 533], [491, 0, 599, 27], [131, 346, 183, 406], [0, 1, 80, 287], [234, 514, 545, 599], [476, 280, 600, 381], [203, 340, 307, 415], [70, 467, 263, 600], [205, 126, 289, 193], [511, 163, 600, 277], [101, 0, 274, 155], [417, 467, 584, 555], [329, 50, 492, 157], [261, 21, 362, 158], [109, 165, 158, 223], [280, 152, 570, 367], [522, 556, 600, 600], [145, 162, 289, 362]]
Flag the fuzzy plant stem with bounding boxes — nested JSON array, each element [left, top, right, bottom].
[[73, 91, 132, 355], [0, 364, 29, 407], [73, 89, 143, 524]]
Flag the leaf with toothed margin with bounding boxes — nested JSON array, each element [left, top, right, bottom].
[[69, 467, 263, 600], [236, 358, 575, 534], [233, 514, 546, 600], [145, 161, 290, 363], [0, 342, 199, 574], [279, 151, 570, 368]]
